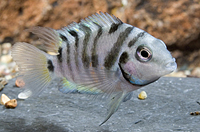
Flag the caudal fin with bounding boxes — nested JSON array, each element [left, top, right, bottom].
[[12, 42, 53, 99]]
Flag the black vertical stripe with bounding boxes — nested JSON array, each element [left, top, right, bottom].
[[104, 26, 134, 70], [68, 30, 79, 48], [58, 33, 69, 62], [67, 43, 70, 67], [119, 52, 129, 64], [91, 22, 102, 68], [66, 42, 74, 79], [128, 31, 145, 47], [47, 60, 54, 72], [68, 30, 79, 68], [57, 47, 62, 62], [79, 24, 91, 68], [59, 33, 68, 42], [108, 23, 122, 34]]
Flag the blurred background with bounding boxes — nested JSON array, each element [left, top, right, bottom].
[[0, 0, 200, 83]]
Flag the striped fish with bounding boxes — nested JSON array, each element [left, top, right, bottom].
[[11, 12, 177, 125]]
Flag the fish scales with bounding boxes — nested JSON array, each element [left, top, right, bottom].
[[11, 12, 177, 125], [56, 16, 126, 79]]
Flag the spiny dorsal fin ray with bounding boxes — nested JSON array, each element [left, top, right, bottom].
[[66, 12, 123, 34], [25, 12, 123, 55]]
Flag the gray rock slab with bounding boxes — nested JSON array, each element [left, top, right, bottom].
[[0, 77, 200, 132]]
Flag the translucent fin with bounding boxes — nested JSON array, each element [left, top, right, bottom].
[[11, 42, 53, 99], [123, 92, 133, 102], [74, 67, 123, 96], [26, 26, 62, 54], [58, 78, 78, 94], [59, 77, 104, 95], [99, 91, 128, 126], [79, 12, 123, 30]]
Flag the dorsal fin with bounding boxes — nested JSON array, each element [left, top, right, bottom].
[[26, 27, 62, 54], [80, 12, 123, 29], [59, 12, 123, 36], [25, 12, 123, 55]]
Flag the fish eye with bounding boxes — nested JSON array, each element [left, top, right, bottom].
[[136, 46, 152, 62]]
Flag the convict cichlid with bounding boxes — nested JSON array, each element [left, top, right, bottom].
[[11, 12, 177, 125]]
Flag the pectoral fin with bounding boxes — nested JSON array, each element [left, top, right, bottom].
[[99, 91, 128, 126]]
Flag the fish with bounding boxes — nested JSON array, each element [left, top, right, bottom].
[[11, 12, 177, 125]]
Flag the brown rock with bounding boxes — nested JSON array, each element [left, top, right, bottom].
[[190, 67, 200, 78], [15, 77, 25, 87], [0, 0, 53, 42], [5, 99, 17, 108], [0, 0, 199, 47], [0, 0, 200, 69], [124, 0, 200, 48]]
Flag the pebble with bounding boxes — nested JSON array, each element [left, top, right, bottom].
[[0, 78, 8, 91], [0, 94, 10, 105], [5, 99, 17, 108], [2, 43, 11, 54], [5, 75, 13, 80], [0, 54, 12, 63], [0, 43, 16, 81], [138, 91, 147, 100], [190, 111, 200, 115], [190, 67, 200, 78], [15, 77, 25, 87]]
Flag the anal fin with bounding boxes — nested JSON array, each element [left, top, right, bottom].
[[59, 77, 104, 95], [58, 78, 78, 94], [123, 92, 133, 102]]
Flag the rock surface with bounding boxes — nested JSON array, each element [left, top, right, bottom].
[[0, 77, 200, 131]]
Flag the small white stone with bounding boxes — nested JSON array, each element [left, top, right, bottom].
[[5, 75, 12, 80], [0, 94, 11, 105], [2, 43, 11, 49], [2, 43, 11, 54], [1, 55, 12, 63], [122, 0, 128, 6]]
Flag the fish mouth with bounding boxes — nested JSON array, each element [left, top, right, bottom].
[[165, 58, 177, 72]]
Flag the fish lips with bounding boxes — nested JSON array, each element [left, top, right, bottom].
[[164, 58, 177, 73]]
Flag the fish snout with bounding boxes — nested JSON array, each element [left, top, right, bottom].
[[164, 58, 177, 73]]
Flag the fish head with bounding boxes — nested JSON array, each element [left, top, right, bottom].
[[119, 33, 177, 86]]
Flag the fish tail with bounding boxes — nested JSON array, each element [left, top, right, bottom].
[[99, 91, 128, 126], [12, 42, 55, 99]]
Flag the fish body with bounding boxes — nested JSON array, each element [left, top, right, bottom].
[[11, 12, 177, 125]]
